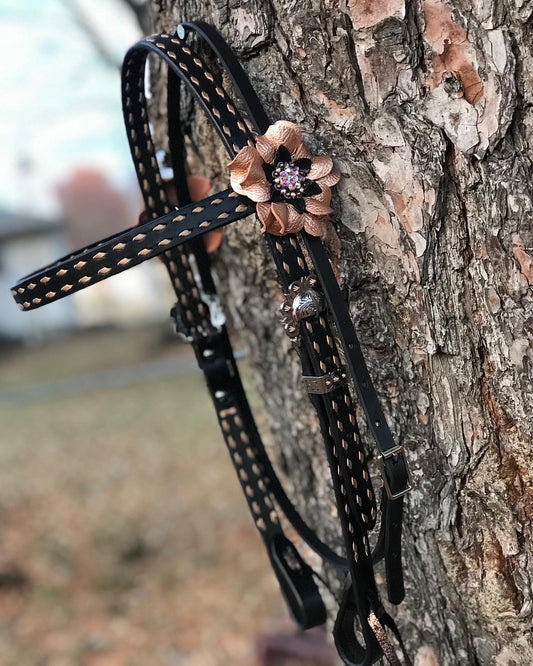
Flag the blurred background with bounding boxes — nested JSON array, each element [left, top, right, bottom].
[[0, 2, 335, 664]]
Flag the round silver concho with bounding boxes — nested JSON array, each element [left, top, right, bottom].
[[280, 275, 323, 340]]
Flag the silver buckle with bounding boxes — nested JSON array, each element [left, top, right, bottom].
[[377, 445, 412, 500], [172, 253, 226, 341], [200, 290, 226, 330], [171, 288, 225, 343], [302, 369, 347, 394]]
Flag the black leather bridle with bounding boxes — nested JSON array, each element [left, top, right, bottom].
[[11, 22, 413, 665]]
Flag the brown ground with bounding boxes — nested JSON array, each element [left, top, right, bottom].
[[0, 326, 330, 666]]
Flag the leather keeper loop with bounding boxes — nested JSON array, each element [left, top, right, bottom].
[[269, 534, 327, 630], [333, 580, 383, 666]]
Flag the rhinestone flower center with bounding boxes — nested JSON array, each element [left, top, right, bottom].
[[272, 161, 306, 199]]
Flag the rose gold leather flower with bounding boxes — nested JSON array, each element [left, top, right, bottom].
[[228, 121, 340, 237]]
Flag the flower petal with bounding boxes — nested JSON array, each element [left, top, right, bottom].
[[271, 202, 289, 234], [286, 205, 305, 234], [293, 157, 312, 176], [256, 201, 274, 231], [302, 180, 322, 197], [241, 150, 267, 185], [309, 154, 333, 180], [255, 134, 278, 162], [305, 195, 333, 216], [310, 184, 331, 207], [229, 146, 271, 202], [228, 146, 259, 184], [292, 142, 312, 160], [317, 167, 341, 187], [234, 177, 271, 202], [264, 121, 302, 155], [303, 212, 326, 237], [274, 145, 292, 165], [263, 212, 285, 235], [259, 202, 305, 235]]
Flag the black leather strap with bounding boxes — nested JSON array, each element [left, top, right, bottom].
[[10, 22, 412, 665], [125, 32, 331, 627], [130, 29, 345, 629], [169, 28, 386, 647], [11, 189, 252, 310], [121, 25, 409, 663], [193, 330, 326, 629]]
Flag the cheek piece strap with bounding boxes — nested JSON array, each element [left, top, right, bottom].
[[11, 21, 413, 666]]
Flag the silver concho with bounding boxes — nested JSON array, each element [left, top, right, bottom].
[[280, 275, 323, 340]]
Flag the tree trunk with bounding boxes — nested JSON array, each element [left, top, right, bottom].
[[149, 1, 533, 664]]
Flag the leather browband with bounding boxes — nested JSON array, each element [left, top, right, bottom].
[[11, 21, 413, 666]]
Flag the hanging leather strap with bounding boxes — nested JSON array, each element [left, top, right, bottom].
[[10, 22, 413, 665]]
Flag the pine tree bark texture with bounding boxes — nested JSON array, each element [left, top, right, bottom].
[[149, 1, 532, 664]]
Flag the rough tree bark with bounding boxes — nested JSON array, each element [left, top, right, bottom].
[[149, 1, 532, 664]]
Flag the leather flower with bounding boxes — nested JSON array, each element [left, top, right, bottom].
[[228, 121, 340, 237]]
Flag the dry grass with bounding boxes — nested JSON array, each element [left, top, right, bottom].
[[0, 326, 306, 666]]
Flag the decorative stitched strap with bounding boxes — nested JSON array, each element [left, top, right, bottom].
[[121, 25, 409, 663], [11, 190, 251, 310], [10, 22, 412, 665], [122, 25, 378, 540]]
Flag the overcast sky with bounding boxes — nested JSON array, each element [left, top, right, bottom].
[[0, 0, 143, 219]]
